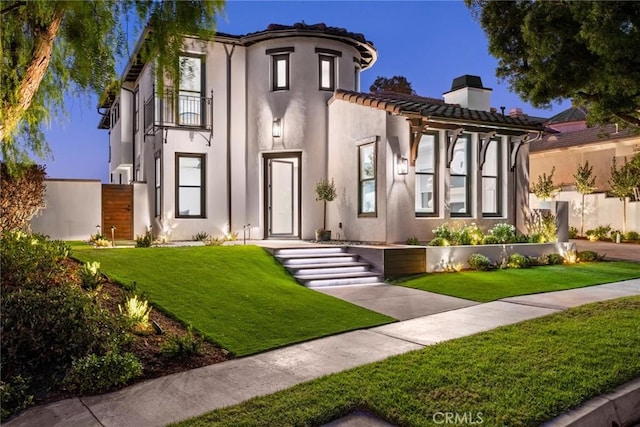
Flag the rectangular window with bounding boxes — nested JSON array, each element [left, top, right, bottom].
[[319, 55, 335, 90], [354, 65, 360, 91], [134, 88, 139, 132], [155, 156, 161, 217], [178, 56, 203, 126], [358, 142, 376, 216], [482, 139, 501, 216], [415, 133, 438, 216], [176, 154, 205, 218], [272, 54, 289, 91], [450, 135, 470, 217]]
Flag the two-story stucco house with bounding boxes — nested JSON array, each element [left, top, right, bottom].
[[99, 22, 545, 242]]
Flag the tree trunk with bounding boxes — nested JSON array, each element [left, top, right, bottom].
[[0, 7, 64, 142], [323, 200, 327, 231], [580, 193, 585, 236], [623, 197, 627, 235]]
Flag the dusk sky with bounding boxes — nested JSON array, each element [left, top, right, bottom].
[[41, 0, 571, 182]]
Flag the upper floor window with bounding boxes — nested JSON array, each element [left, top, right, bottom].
[[110, 101, 120, 128], [450, 134, 470, 217], [415, 133, 438, 216], [266, 47, 294, 91], [316, 48, 341, 91], [482, 139, 501, 216], [358, 142, 376, 216], [178, 56, 204, 126], [319, 55, 335, 90]]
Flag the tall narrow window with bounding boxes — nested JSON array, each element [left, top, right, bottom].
[[358, 143, 376, 216], [415, 133, 438, 216], [272, 54, 289, 91], [176, 154, 205, 218], [354, 64, 361, 91], [319, 55, 335, 90], [450, 135, 470, 217], [133, 88, 139, 132], [178, 56, 203, 126], [155, 155, 161, 217], [482, 139, 501, 216]]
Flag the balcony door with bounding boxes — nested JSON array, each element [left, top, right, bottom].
[[264, 153, 301, 239]]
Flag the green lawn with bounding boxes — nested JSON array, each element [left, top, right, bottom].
[[173, 296, 640, 427], [396, 262, 640, 302], [73, 245, 393, 356]]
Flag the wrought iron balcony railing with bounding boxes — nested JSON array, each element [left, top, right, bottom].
[[144, 88, 212, 132]]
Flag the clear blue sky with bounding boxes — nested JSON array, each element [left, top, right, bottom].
[[42, 0, 570, 182]]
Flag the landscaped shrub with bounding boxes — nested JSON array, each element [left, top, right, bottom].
[[527, 256, 547, 267], [508, 253, 530, 269], [569, 226, 578, 239], [406, 236, 420, 245], [135, 229, 153, 247], [0, 376, 33, 422], [624, 231, 639, 241], [481, 235, 499, 245], [586, 225, 612, 241], [468, 253, 491, 271], [488, 223, 516, 244], [431, 222, 483, 246], [428, 237, 449, 246], [528, 233, 545, 244], [79, 261, 102, 290], [119, 294, 154, 335], [193, 231, 210, 241], [432, 224, 453, 241], [204, 236, 225, 246], [1, 285, 129, 407], [63, 351, 142, 395], [578, 250, 605, 262], [527, 210, 557, 243], [0, 231, 71, 290], [161, 326, 202, 360], [545, 253, 565, 265]]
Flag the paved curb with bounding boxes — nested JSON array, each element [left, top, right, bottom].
[[542, 378, 640, 427]]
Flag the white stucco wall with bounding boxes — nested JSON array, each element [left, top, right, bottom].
[[30, 179, 102, 240], [530, 191, 640, 233]]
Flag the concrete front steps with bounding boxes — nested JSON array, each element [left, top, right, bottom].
[[274, 247, 384, 288]]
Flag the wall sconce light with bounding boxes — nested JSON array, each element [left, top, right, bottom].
[[396, 155, 409, 175], [272, 117, 282, 138]]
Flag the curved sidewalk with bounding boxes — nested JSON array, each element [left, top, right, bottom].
[[6, 279, 640, 427]]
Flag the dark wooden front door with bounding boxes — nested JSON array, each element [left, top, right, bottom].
[[102, 184, 133, 240]]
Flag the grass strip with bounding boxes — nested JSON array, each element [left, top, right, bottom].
[[172, 296, 640, 426], [73, 245, 393, 356], [396, 261, 640, 302]]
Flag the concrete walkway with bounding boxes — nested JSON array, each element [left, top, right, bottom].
[[572, 239, 640, 262], [6, 279, 640, 427]]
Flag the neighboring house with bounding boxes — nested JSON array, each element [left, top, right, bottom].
[[99, 23, 545, 242], [529, 107, 640, 232]]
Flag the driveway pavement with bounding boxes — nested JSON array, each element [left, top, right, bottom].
[[572, 239, 640, 262], [316, 284, 478, 320], [6, 279, 640, 427]]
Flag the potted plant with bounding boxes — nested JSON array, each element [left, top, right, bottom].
[[315, 178, 337, 241]]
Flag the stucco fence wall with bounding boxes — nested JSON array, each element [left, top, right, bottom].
[[30, 179, 102, 240], [29, 180, 150, 241], [530, 191, 640, 233]]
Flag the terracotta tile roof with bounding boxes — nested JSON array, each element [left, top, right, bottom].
[[530, 124, 637, 152], [333, 89, 546, 131]]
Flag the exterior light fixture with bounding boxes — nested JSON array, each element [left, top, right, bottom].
[[396, 156, 409, 175], [272, 118, 282, 138]]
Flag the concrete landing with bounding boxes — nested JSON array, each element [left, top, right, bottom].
[[317, 284, 478, 320]]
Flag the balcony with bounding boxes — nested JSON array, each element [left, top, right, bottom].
[[144, 88, 212, 133]]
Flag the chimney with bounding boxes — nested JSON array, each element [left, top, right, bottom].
[[442, 75, 492, 111], [509, 107, 524, 117]]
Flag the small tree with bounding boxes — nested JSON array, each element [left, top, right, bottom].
[[573, 161, 597, 236], [531, 166, 559, 201], [315, 178, 337, 232], [369, 76, 416, 95], [609, 157, 638, 234], [0, 163, 46, 234]]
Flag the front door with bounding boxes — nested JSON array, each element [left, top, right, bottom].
[[264, 153, 301, 238]]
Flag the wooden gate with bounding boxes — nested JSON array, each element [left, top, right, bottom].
[[102, 184, 133, 240]]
